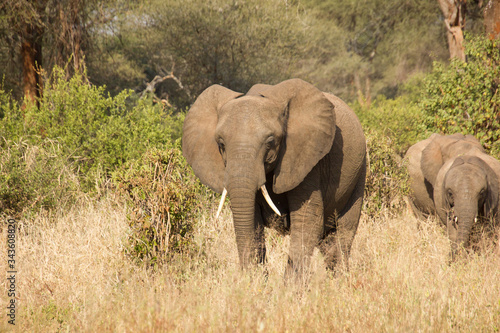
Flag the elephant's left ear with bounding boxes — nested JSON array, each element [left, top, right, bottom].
[[484, 160, 499, 215], [261, 79, 335, 194]]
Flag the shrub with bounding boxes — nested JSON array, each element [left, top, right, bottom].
[[0, 138, 80, 217], [355, 77, 430, 155], [421, 35, 500, 155], [363, 130, 410, 217], [113, 144, 208, 266], [0, 67, 185, 190]]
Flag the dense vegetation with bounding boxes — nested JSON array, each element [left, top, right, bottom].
[[1, 0, 455, 103], [2, 34, 499, 259]]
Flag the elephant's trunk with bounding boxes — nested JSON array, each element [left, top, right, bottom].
[[225, 147, 265, 267], [228, 180, 257, 267], [449, 199, 477, 260]]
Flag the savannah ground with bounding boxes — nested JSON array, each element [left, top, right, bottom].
[[1, 197, 499, 332]]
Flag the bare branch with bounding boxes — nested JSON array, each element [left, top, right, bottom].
[[140, 62, 192, 101]]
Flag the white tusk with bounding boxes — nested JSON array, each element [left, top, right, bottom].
[[260, 185, 281, 216], [215, 188, 227, 219], [474, 217, 477, 223], [454, 216, 458, 223]]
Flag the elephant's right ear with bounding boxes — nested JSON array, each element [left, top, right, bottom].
[[421, 136, 444, 187], [182, 85, 243, 193]]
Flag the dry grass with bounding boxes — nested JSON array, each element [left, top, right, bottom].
[[2, 198, 500, 332]]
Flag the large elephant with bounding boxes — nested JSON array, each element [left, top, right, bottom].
[[182, 79, 366, 280], [405, 133, 500, 258]]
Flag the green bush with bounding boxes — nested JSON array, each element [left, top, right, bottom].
[[422, 35, 500, 155], [355, 77, 430, 154], [354, 82, 431, 216], [363, 130, 410, 217], [96, 0, 308, 103], [0, 138, 80, 217], [0, 88, 23, 141], [113, 144, 207, 266], [0, 67, 185, 190]]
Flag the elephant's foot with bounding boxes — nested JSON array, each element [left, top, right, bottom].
[[284, 256, 313, 287]]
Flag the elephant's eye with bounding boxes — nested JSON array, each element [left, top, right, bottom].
[[217, 139, 225, 155], [265, 136, 275, 150], [447, 189, 454, 204]]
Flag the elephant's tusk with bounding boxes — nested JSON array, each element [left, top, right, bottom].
[[215, 188, 227, 219], [260, 185, 281, 216], [474, 217, 477, 223]]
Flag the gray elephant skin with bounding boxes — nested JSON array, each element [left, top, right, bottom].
[[182, 79, 366, 279], [405, 133, 500, 258]]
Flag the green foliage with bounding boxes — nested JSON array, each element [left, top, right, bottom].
[[113, 144, 207, 265], [89, 0, 308, 103], [0, 138, 80, 217], [1, 67, 184, 189], [363, 130, 410, 217], [356, 88, 429, 154], [0, 87, 21, 136], [355, 78, 431, 216], [297, 0, 448, 100], [422, 36, 500, 155]]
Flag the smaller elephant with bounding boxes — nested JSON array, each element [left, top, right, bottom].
[[405, 133, 500, 258]]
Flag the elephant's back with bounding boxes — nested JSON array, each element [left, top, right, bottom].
[[405, 137, 436, 214], [321, 93, 366, 213]]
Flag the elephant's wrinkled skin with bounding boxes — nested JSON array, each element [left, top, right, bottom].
[[182, 79, 366, 280], [405, 133, 500, 259]]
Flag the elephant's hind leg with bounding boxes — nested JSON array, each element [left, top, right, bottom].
[[320, 165, 365, 272]]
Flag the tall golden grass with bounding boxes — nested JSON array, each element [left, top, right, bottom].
[[1, 197, 499, 332]]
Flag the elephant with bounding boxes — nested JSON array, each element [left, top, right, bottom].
[[182, 79, 366, 280], [405, 133, 500, 258]]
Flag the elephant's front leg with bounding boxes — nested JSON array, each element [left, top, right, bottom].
[[285, 171, 324, 284], [253, 204, 267, 264]]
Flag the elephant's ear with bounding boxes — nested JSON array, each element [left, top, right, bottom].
[[434, 160, 453, 225], [464, 134, 486, 153], [182, 85, 243, 193], [246, 84, 272, 96], [261, 79, 335, 194], [421, 137, 444, 187], [481, 158, 499, 216], [485, 165, 499, 216]]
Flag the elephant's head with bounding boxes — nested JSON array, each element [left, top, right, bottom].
[[434, 156, 499, 259], [420, 133, 485, 187], [420, 134, 496, 258], [182, 79, 336, 266]]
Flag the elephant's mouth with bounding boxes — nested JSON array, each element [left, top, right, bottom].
[[215, 184, 281, 219], [447, 206, 459, 229], [447, 206, 479, 229], [448, 214, 458, 229]]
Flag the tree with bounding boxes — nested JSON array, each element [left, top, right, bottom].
[[297, 0, 448, 103], [484, 0, 500, 39], [437, 0, 466, 61], [87, 0, 309, 106], [1, 1, 47, 106], [0, 0, 99, 104]]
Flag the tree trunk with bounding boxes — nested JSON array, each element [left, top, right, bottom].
[[354, 71, 371, 108], [438, 0, 466, 61], [484, 0, 500, 39], [21, 24, 43, 107]]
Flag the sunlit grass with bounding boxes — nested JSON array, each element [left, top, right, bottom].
[[1, 198, 499, 332]]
